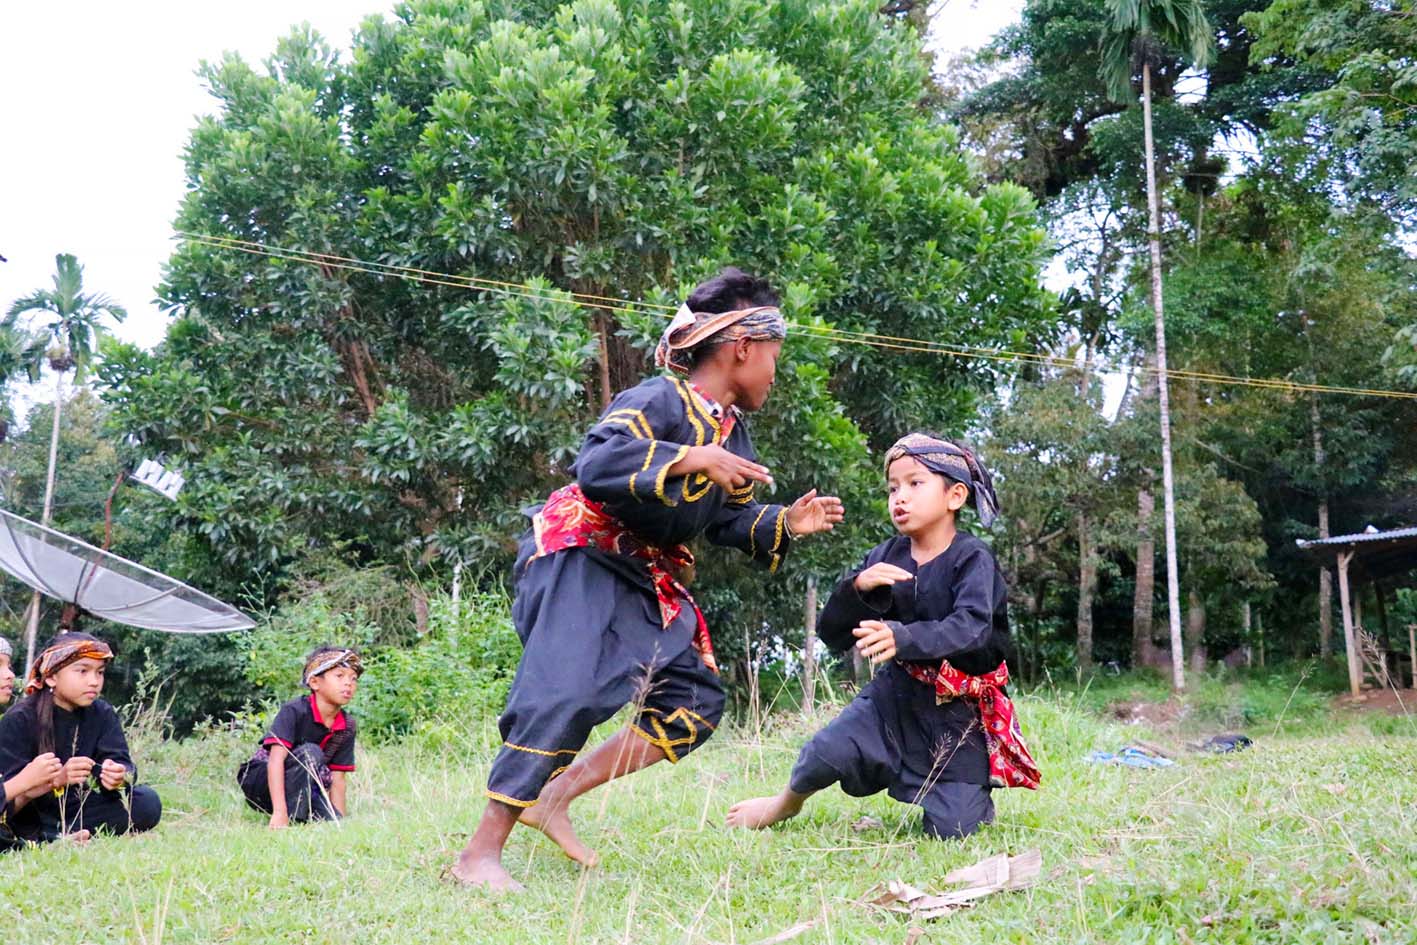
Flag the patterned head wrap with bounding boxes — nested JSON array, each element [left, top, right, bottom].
[[655, 304, 787, 376], [884, 433, 1001, 528], [0, 636, 10, 660], [24, 636, 114, 695], [303, 648, 365, 688]]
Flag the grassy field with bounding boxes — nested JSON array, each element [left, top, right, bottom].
[[3, 671, 1414, 944]]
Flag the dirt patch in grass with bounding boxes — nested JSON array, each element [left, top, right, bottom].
[[1105, 698, 1187, 729], [1333, 687, 1417, 716]]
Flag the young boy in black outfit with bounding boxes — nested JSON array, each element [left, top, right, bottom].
[[238, 646, 362, 828], [728, 433, 1038, 840], [452, 268, 845, 891]]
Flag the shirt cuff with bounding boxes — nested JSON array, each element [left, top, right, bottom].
[[887, 621, 917, 659], [853, 581, 892, 615]]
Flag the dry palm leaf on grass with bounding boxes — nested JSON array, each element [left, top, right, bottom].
[[866, 849, 1043, 920]]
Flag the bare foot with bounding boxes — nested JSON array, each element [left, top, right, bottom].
[[726, 791, 806, 830], [519, 803, 599, 867], [60, 829, 92, 845], [449, 853, 525, 893]]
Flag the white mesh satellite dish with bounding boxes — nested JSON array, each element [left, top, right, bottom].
[[0, 508, 253, 633]]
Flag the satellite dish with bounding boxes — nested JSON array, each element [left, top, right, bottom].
[[0, 508, 254, 633], [131, 459, 185, 500]]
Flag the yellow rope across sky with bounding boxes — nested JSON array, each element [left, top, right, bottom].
[[174, 231, 1417, 402]]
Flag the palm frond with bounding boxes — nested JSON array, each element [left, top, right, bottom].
[[6, 289, 60, 319], [1099, 0, 1214, 104]]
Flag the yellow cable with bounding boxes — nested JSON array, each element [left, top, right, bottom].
[[174, 232, 1417, 401]]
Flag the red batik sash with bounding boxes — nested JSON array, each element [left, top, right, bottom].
[[528, 484, 718, 674], [901, 659, 1041, 789]]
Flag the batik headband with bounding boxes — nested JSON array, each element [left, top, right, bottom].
[[24, 638, 114, 695], [303, 649, 365, 687], [655, 304, 787, 376], [884, 433, 1001, 528], [0, 637, 10, 659]]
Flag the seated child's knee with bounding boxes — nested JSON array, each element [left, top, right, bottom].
[[128, 785, 162, 832], [921, 784, 994, 841], [290, 743, 326, 771]]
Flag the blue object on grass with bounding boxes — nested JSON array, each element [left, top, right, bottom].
[[1085, 746, 1175, 768]]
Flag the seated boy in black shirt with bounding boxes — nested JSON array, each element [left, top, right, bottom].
[[238, 646, 362, 828]]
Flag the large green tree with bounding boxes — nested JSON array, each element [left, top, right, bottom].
[[102, 0, 1051, 676]]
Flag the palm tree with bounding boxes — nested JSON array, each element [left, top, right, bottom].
[[1100, 0, 1212, 691], [0, 320, 47, 442], [7, 253, 126, 670]]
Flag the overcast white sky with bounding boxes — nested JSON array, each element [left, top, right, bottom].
[[1, 1, 1020, 354]]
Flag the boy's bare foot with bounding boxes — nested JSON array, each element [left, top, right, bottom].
[[726, 791, 806, 830], [449, 853, 525, 893], [519, 803, 599, 867], [60, 829, 92, 845]]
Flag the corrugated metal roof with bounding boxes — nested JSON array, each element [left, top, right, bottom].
[[1295, 525, 1417, 549]]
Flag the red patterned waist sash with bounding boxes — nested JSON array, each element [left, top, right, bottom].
[[901, 658, 1040, 790], [527, 484, 717, 674]]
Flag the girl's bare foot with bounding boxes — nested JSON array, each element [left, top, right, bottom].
[[725, 790, 807, 829], [519, 803, 599, 867], [449, 852, 525, 893], [60, 829, 92, 845]]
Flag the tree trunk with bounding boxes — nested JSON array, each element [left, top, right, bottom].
[[1143, 61, 1186, 692], [1186, 588, 1207, 675], [1242, 601, 1253, 667], [1132, 483, 1156, 668], [1076, 509, 1096, 675], [25, 368, 66, 674], [596, 314, 613, 411], [1312, 394, 1332, 657], [802, 576, 818, 714]]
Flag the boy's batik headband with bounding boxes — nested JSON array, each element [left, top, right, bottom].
[[884, 433, 1001, 528], [655, 305, 787, 376], [303, 649, 365, 687]]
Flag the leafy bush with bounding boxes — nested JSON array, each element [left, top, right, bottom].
[[354, 593, 520, 740], [241, 579, 520, 743]]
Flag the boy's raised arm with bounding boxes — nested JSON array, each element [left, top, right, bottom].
[[577, 384, 691, 506], [818, 553, 897, 652]]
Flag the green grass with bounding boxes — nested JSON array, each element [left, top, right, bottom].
[[2, 681, 1414, 944]]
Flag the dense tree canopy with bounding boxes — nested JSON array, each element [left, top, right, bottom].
[[96, 0, 1052, 686]]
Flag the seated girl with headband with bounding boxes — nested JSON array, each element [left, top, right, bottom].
[[0, 632, 161, 847]]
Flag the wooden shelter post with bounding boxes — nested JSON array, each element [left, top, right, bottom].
[[1336, 551, 1361, 696]]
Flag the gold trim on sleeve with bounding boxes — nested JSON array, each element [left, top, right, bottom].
[[656, 445, 691, 506]]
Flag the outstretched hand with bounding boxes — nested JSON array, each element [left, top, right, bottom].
[[786, 490, 845, 537], [677, 444, 775, 491]]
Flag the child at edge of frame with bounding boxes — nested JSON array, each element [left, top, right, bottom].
[[0, 632, 162, 847]]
